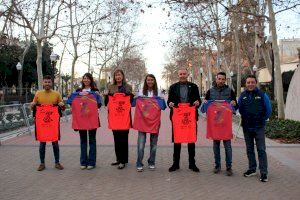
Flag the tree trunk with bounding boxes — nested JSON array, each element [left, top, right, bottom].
[[232, 16, 241, 97], [260, 44, 272, 73], [57, 37, 68, 94], [70, 55, 78, 91], [36, 39, 43, 90], [267, 0, 285, 119]]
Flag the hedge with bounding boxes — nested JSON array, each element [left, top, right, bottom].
[[265, 119, 300, 143]]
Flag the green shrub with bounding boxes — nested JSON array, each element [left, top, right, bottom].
[[266, 119, 300, 143], [269, 100, 278, 120]]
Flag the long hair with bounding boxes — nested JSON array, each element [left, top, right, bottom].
[[81, 73, 97, 90], [113, 69, 127, 85], [143, 74, 158, 96]]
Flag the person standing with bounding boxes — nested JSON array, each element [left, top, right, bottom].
[[204, 72, 237, 176], [68, 73, 101, 170], [238, 75, 272, 182], [167, 68, 201, 172], [105, 69, 133, 169], [135, 74, 166, 172], [31, 75, 65, 171]]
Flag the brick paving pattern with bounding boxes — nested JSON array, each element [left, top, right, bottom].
[[1, 105, 300, 200]]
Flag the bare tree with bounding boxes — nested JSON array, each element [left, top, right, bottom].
[[11, 0, 66, 89]]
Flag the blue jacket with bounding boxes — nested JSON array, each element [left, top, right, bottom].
[[238, 88, 272, 129], [200, 100, 236, 113], [132, 96, 167, 110], [67, 91, 102, 108]]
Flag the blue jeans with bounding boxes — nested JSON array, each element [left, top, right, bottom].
[[79, 129, 97, 166], [39, 141, 60, 164], [136, 132, 158, 167], [243, 127, 268, 175], [213, 140, 232, 169]]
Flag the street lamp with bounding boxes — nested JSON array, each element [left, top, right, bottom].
[[205, 77, 208, 95], [253, 65, 257, 75], [16, 62, 22, 96], [16, 62, 22, 70], [230, 71, 234, 89], [297, 48, 300, 67], [50, 52, 60, 89], [199, 67, 203, 97], [267, 34, 275, 100]]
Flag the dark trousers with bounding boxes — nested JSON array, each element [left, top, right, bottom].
[[113, 130, 129, 164], [39, 141, 60, 164], [79, 129, 97, 166], [173, 143, 196, 166], [243, 127, 268, 175]]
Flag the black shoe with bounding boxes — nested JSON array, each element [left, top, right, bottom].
[[226, 168, 233, 176], [243, 169, 257, 177], [168, 164, 180, 172], [260, 174, 268, 182], [213, 166, 221, 174], [111, 161, 120, 166], [117, 163, 126, 169], [189, 165, 200, 172]]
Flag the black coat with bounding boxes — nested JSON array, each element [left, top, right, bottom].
[[167, 81, 201, 121]]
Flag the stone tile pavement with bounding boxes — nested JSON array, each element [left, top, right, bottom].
[[1, 107, 300, 200]]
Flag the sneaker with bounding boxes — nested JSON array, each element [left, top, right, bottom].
[[87, 166, 95, 170], [168, 164, 180, 172], [55, 163, 64, 170], [226, 168, 233, 176], [136, 166, 143, 172], [213, 166, 221, 174], [118, 163, 126, 170], [149, 165, 156, 170], [80, 166, 87, 170], [243, 170, 256, 177], [189, 165, 200, 173], [37, 163, 45, 171], [260, 174, 268, 182]]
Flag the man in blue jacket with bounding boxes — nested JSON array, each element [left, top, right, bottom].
[[238, 75, 272, 182]]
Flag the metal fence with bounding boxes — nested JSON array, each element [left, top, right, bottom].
[[0, 87, 36, 104], [0, 103, 71, 144]]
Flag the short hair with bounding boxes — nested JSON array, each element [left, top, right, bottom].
[[177, 68, 188, 73], [217, 72, 226, 78], [43, 75, 52, 80], [245, 74, 257, 83]]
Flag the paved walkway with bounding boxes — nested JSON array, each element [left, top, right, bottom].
[[1, 106, 300, 200]]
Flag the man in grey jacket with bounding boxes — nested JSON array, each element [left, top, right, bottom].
[[204, 72, 237, 176]]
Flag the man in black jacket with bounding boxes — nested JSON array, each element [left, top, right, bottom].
[[167, 68, 201, 172]]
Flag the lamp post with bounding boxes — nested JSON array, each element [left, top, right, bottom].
[[205, 77, 208, 95], [16, 62, 22, 96], [230, 71, 234, 89], [253, 65, 257, 75], [50, 53, 60, 89], [199, 67, 203, 97], [267, 34, 275, 100], [297, 48, 300, 67]]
